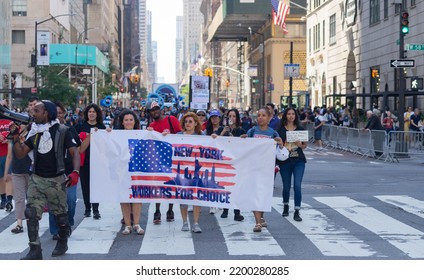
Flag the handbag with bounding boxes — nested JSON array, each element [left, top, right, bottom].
[[276, 146, 289, 161]]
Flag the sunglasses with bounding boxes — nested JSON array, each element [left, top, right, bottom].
[[197, 113, 206, 116]]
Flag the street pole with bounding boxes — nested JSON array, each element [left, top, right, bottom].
[[398, 4, 406, 132], [289, 41, 293, 107]]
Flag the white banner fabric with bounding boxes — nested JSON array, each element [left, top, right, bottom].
[[90, 130, 276, 212]]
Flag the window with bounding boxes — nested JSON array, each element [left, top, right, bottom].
[[12, 0, 27, 16], [322, 20, 325, 47], [12, 30, 25, 44], [370, 0, 380, 25], [329, 14, 336, 45], [411, 0, 415, 6], [316, 23, 320, 50], [395, 0, 407, 14], [384, 0, 388, 19], [308, 28, 311, 53]]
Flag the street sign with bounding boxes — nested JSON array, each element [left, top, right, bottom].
[[405, 44, 424, 51], [284, 63, 300, 78], [390, 59, 414, 68], [410, 77, 423, 91]]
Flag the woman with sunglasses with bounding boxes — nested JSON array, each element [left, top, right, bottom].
[[196, 110, 207, 131], [177, 112, 204, 233]]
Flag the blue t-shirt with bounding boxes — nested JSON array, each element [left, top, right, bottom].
[[247, 126, 279, 139]]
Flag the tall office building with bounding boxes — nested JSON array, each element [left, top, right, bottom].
[[183, 0, 203, 76], [0, 0, 11, 98], [175, 16, 184, 84]]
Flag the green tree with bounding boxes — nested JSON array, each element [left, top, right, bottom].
[[38, 66, 79, 106]]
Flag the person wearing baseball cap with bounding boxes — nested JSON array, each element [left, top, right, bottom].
[[146, 100, 182, 224]]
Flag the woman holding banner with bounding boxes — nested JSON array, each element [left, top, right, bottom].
[[214, 109, 245, 221], [276, 107, 307, 222], [244, 107, 282, 233], [177, 112, 204, 233], [116, 110, 145, 235]]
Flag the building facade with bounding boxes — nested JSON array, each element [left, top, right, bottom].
[[307, 0, 423, 112]]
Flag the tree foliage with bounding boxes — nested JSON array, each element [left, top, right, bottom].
[[38, 66, 79, 106]]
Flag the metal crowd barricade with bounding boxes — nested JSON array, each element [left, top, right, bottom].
[[386, 130, 424, 161], [305, 122, 315, 143]]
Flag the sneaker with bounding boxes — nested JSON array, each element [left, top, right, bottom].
[[253, 224, 262, 232], [0, 200, 5, 209], [93, 211, 101, 220], [52, 234, 59, 240], [191, 223, 202, 233], [153, 211, 161, 224], [209, 207, 216, 214], [282, 205, 289, 217], [5, 201, 13, 212], [166, 210, 174, 222], [84, 210, 91, 217], [294, 210, 302, 222], [11, 225, 23, 234], [181, 222, 189, 231], [121, 226, 131, 235], [133, 224, 145, 235]]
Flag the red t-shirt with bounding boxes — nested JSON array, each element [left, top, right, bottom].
[[0, 119, 13, 156], [149, 116, 182, 134]]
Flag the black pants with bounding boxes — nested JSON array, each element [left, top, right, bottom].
[[80, 163, 99, 213]]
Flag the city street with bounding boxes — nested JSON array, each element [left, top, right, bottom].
[[1, 146, 424, 260]]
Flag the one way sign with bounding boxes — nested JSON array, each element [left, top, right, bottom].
[[390, 59, 415, 68], [410, 77, 423, 91]]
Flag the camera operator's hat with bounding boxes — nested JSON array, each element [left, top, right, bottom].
[[209, 109, 221, 117], [146, 100, 160, 111]]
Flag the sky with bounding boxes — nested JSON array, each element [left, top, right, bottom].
[[146, 0, 183, 84]]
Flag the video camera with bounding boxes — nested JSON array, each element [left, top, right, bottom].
[[0, 104, 31, 125]]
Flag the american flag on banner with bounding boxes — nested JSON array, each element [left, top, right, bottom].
[[271, 0, 290, 34], [128, 139, 236, 199]]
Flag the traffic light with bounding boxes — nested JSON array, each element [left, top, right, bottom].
[[225, 79, 230, 88], [401, 12, 409, 35], [135, 74, 139, 83], [204, 67, 213, 77]]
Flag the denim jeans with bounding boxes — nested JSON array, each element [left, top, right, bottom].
[[279, 158, 305, 209], [49, 184, 77, 235]]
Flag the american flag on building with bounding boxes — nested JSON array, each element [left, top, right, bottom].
[[271, 0, 290, 34], [128, 139, 236, 191]]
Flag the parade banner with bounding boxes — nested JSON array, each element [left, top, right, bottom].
[[90, 130, 276, 212], [37, 31, 50, 66]]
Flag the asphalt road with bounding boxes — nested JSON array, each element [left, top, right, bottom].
[[1, 146, 424, 260]]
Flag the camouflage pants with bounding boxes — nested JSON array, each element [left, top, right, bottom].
[[27, 174, 68, 220]]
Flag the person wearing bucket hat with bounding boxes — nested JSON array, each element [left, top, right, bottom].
[[147, 100, 182, 224], [11, 100, 79, 259]]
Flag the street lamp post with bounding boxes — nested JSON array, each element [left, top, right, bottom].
[[34, 13, 73, 89], [75, 28, 96, 91], [249, 27, 265, 109]]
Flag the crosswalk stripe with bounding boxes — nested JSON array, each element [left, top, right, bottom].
[[67, 204, 121, 254], [375, 195, 424, 219], [272, 197, 378, 257], [315, 196, 424, 258], [0, 213, 49, 253], [139, 204, 195, 255], [215, 208, 285, 256]]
